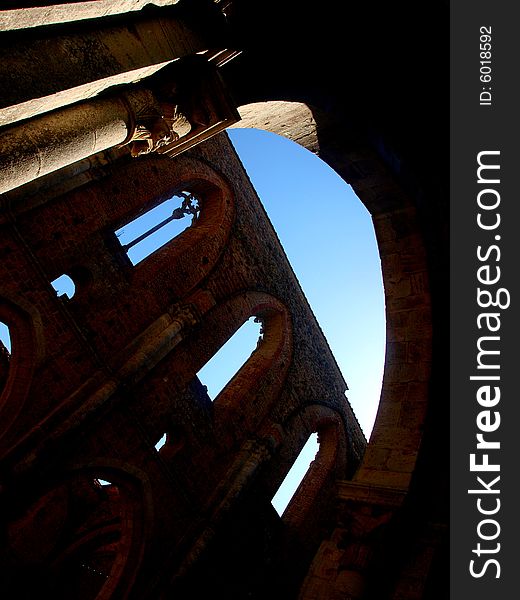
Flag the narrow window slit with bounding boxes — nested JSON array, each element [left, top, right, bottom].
[[271, 432, 320, 516], [115, 191, 200, 265]]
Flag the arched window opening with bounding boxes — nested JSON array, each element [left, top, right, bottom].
[[228, 128, 386, 437], [271, 432, 320, 516], [115, 191, 200, 265], [51, 274, 76, 299], [155, 433, 167, 451], [197, 316, 263, 400]]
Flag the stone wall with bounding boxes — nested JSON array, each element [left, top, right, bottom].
[[0, 132, 365, 599]]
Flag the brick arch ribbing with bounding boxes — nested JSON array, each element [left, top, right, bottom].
[[127, 155, 236, 302], [274, 404, 346, 529], [42, 154, 235, 326], [171, 291, 293, 447]]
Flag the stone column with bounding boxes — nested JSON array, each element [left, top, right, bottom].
[[171, 429, 283, 581], [0, 1, 180, 31], [1, 95, 127, 195], [0, 85, 193, 195], [298, 482, 406, 600], [0, 59, 239, 196]]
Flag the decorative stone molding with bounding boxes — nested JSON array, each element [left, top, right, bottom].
[[121, 89, 192, 158], [170, 303, 198, 330], [298, 482, 408, 600], [0, 59, 240, 195], [121, 57, 241, 158]]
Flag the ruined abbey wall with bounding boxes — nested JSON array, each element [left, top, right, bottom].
[[0, 2, 449, 598]]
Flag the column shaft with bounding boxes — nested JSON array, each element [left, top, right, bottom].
[[0, 90, 149, 194]]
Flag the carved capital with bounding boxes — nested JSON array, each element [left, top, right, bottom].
[[121, 88, 192, 157], [170, 304, 198, 329], [120, 57, 240, 159]]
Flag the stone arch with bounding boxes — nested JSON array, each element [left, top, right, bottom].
[[232, 101, 432, 490], [211, 294, 292, 435], [37, 154, 237, 357], [173, 291, 293, 445], [0, 295, 44, 440], [43, 154, 235, 316], [274, 404, 347, 528], [125, 155, 236, 302], [2, 462, 151, 600]]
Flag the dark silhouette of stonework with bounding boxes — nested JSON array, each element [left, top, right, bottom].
[[0, 2, 448, 599]]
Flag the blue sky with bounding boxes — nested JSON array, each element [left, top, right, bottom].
[[200, 128, 386, 514], [227, 128, 385, 438]]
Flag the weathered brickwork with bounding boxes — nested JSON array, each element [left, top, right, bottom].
[[0, 130, 366, 598], [0, 2, 448, 598]]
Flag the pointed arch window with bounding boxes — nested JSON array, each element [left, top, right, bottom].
[[271, 410, 343, 528], [197, 316, 263, 401], [271, 432, 320, 516], [115, 191, 200, 265]]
